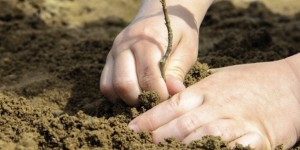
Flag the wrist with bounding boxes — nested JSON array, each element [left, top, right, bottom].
[[134, 0, 214, 27]]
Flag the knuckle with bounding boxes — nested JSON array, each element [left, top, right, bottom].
[[167, 95, 185, 115], [177, 115, 198, 135], [139, 116, 156, 131], [142, 26, 161, 37], [141, 26, 155, 36], [140, 27, 168, 49], [202, 124, 222, 136], [110, 36, 130, 59]]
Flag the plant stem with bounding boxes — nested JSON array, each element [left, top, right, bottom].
[[159, 0, 173, 80]]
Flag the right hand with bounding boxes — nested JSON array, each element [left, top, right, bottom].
[[100, 0, 213, 105], [100, 9, 200, 105]]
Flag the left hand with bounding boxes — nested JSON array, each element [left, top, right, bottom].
[[128, 59, 300, 149]]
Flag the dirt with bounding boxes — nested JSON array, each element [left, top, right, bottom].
[[0, 0, 299, 149], [184, 62, 211, 87], [5, 0, 140, 27], [227, 0, 300, 16]]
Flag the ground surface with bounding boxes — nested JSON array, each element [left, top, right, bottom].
[[230, 0, 300, 16], [0, 0, 300, 149], [5, 0, 300, 27]]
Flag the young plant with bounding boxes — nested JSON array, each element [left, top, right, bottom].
[[159, 0, 173, 80]]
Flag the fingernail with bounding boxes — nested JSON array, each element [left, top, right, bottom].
[[128, 123, 140, 132]]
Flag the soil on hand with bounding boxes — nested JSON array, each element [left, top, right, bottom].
[[0, 0, 299, 149]]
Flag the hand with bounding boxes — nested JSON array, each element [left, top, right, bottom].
[[100, 1, 208, 105], [128, 59, 300, 149]]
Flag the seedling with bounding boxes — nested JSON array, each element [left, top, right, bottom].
[[159, 0, 173, 80]]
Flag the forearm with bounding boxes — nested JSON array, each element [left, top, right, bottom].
[[133, 0, 214, 27]]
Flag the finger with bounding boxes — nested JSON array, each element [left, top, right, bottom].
[[229, 132, 269, 150], [100, 53, 119, 102], [166, 75, 186, 96], [151, 104, 218, 143], [182, 119, 249, 144], [132, 40, 169, 100], [165, 39, 198, 85], [112, 50, 141, 106], [128, 88, 204, 132]]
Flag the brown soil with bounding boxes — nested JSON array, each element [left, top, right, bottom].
[[0, 0, 299, 149]]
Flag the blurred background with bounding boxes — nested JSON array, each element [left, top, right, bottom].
[[6, 0, 300, 27]]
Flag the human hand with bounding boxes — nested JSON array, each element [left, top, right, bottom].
[[100, 0, 214, 105], [128, 59, 300, 149]]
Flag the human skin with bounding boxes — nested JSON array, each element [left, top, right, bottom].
[[100, 0, 300, 149], [100, 0, 214, 105], [128, 54, 300, 149]]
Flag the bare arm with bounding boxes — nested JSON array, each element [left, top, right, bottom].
[[134, 0, 214, 27]]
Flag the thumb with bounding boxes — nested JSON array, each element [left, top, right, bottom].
[[164, 43, 198, 95], [166, 75, 185, 95]]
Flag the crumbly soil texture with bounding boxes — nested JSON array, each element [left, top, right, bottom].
[[0, 0, 299, 149]]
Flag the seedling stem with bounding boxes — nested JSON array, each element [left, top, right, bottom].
[[159, 0, 173, 80]]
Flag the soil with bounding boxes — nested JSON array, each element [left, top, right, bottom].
[[0, 0, 299, 149]]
